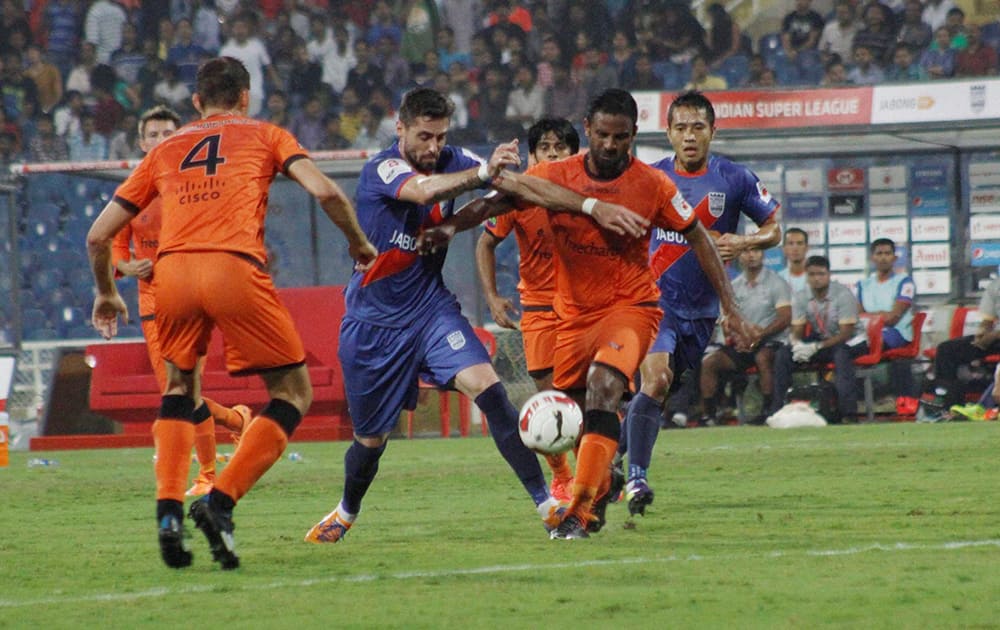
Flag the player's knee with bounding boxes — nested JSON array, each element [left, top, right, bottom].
[[261, 398, 303, 437], [641, 369, 673, 398], [583, 409, 620, 441]]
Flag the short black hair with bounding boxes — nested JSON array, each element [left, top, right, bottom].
[[196, 56, 250, 109], [527, 118, 580, 154], [585, 88, 638, 126], [398, 87, 455, 125], [668, 90, 716, 128], [870, 237, 895, 253], [805, 255, 830, 270], [785, 227, 809, 244]]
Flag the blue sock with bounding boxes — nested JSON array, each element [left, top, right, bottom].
[[342, 440, 386, 515], [625, 392, 662, 481], [616, 399, 630, 457], [476, 382, 549, 505]]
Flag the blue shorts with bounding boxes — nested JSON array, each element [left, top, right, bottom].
[[883, 327, 908, 349], [339, 306, 491, 437], [649, 310, 717, 378]]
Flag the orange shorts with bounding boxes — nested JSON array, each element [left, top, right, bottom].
[[520, 306, 557, 375], [552, 303, 662, 391], [153, 252, 305, 374], [140, 314, 168, 392]]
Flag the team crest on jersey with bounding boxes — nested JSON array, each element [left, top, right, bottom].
[[377, 158, 413, 184], [447, 330, 466, 350], [671, 191, 693, 220], [708, 192, 726, 217], [756, 181, 772, 203], [900, 282, 916, 299]]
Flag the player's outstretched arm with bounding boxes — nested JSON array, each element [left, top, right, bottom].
[[715, 217, 781, 261], [415, 193, 516, 255], [287, 159, 378, 270], [685, 221, 760, 347], [475, 230, 519, 329], [87, 200, 133, 338], [399, 141, 521, 206], [490, 171, 648, 237]]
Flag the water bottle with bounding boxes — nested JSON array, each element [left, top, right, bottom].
[[27, 458, 59, 468]]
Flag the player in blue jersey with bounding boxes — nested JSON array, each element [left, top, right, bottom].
[[302, 88, 648, 543], [617, 91, 782, 517], [856, 238, 919, 414]]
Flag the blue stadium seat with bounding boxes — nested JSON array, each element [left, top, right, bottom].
[[67, 325, 99, 340], [20, 289, 39, 311], [758, 32, 785, 65], [796, 49, 824, 85], [772, 56, 801, 85], [56, 306, 88, 336], [719, 54, 750, 87], [981, 22, 1000, 49], [24, 327, 60, 341], [22, 307, 49, 328], [32, 268, 65, 293], [117, 324, 144, 338], [30, 202, 63, 226]]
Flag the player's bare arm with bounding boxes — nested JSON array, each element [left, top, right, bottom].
[[715, 217, 781, 261], [475, 230, 519, 329], [117, 257, 154, 279], [490, 170, 649, 237], [398, 140, 521, 206], [684, 220, 759, 346], [87, 200, 135, 338], [415, 192, 515, 255], [287, 158, 378, 270]]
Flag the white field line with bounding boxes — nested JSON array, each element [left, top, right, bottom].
[[2, 539, 998, 609]]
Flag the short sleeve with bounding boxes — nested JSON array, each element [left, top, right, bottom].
[[485, 211, 514, 240], [654, 171, 696, 232], [369, 155, 418, 200], [738, 165, 780, 226], [791, 291, 807, 324], [112, 154, 158, 213], [896, 276, 916, 303], [271, 125, 309, 173], [773, 274, 791, 307], [837, 287, 859, 323]]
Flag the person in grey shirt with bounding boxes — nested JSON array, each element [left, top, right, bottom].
[[774, 255, 865, 423], [699, 247, 792, 424]]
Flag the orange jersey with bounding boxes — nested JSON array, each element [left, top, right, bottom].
[[112, 113, 307, 265], [111, 196, 162, 315], [483, 206, 555, 306], [527, 154, 695, 319]]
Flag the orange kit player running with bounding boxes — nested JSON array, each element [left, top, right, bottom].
[[476, 118, 581, 502], [487, 90, 754, 538], [87, 57, 377, 570], [112, 105, 251, 498]]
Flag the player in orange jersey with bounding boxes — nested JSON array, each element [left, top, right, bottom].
[[475, 118, 580, 502], [421, 89, 754, 538], [112, 105, 252, 498], [87, 57, 377, 569]]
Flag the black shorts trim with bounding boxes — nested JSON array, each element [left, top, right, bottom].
[[230, 360, 306, 378], [527, 366, 554, 380]]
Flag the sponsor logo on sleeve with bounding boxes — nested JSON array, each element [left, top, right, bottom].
[[756, 181, 772, 203], [671, 191, 693, 220], [900, 282, 916, 299], [377, 158, 413, 184]]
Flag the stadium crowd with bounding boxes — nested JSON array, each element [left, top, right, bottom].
[[0, 0, 997, 169]]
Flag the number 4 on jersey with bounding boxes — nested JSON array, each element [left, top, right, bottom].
[[180, 134, 226, 175]]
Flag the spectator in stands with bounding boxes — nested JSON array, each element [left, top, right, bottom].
[[378, 34, 412, 97], [699, 247, 792, 425], [821, 56, 852, 85], [922, 0, 956, 32], [505, 64, 545, 130], [53, 90, 83, 138], [68, 112, 109, 161], [135, 42, 165, 112], [927, 276, 1000, 410], [400, 0, 440, 66], [84, 0, 127, 65], [111, 22, 147, 86], [886, 43, 923, 81], [943, 8, 969, 49], [288, 42, 324, 110], [897, 0, 933, 52], [544, 61, 586, 123], [153, 64, 192, 114], [819, 0, 860, 65], [108, 111, 142, 159], [0, 130, 20, 168], [853, 3, 897, 66], [746, 53, 769, 84], [319, 114, 352, 150], [192, 0, 221, 52], [654, 2, 705, 65], [290, 93, 329, 151], [920, 27, 957, 78], [956, 23, 999, 76], [168, 18, 211, 93], [705, 3, 744, 68], [308, 13, 355, 96], [779, 227, 809, 293], [431, 70, 467, 129], [89, 64, 129, 137], [625, 53, 665, 90], [346, 39, 385, 101], [471, 64, 517, 141], [609, 29, 638, 84], [261, 89, 290, 127], [42, 0, 83, 79], [685, 54, 728, 91], [2, 51, 40, 124], [337, 84, 364, 143], [24, 45, 62, 114], [774, 255, 864, 424], [27, 112, 68, 162], [749, 66, 778, 87], [578, 44, 619, 102], [351, 103, 387, 150], [856, 238, 920, 415], [66, 41, 99, 103], [436, 25, 471, 72], [219, 12, 281, 117], [848, 44, 887, 84], [366, 0, 403, 48], [781, 0, 825, 61], [0, 0, 30, 58]]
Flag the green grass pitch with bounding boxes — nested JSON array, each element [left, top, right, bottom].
[[1, 422, 998, 628]]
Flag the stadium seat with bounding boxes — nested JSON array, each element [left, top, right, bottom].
[[882, 311, 926, 361], [796, 49, 824, 85], [24, 327, 59, 341], [845, 313, 885, 423], [758, 32, 785, 65], [719, 54, 750, 87], [56, 306, 88, 336], [772, 56, 800, 86], [32, 268, 65, 293], [981, 22, 1000, 50], [406, 327, 496, 439]]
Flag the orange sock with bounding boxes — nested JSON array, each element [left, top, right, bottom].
[[153, 419, 196, 502], [569, 433, 618, 520], [204, 397, 242, 432], [214, 416, 288, 503], [544, 452, 572, 481], [192, 417, 217, 479]]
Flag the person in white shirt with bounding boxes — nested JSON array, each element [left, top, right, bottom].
[[84, 0, 127, 64], [218, 13, 281, 116], [778, 227, 809, 294], [819, 0, 860, 64]]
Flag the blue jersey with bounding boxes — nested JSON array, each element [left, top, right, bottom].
[[856, 272, 916, 341], [649, 154, 779, 319], [346, 142, 484, 327]]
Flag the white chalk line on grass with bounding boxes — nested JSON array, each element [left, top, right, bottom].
[[3, 539, 999, 609]]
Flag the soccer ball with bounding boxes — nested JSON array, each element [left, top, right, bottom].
[[518, 390, 582, 455]]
